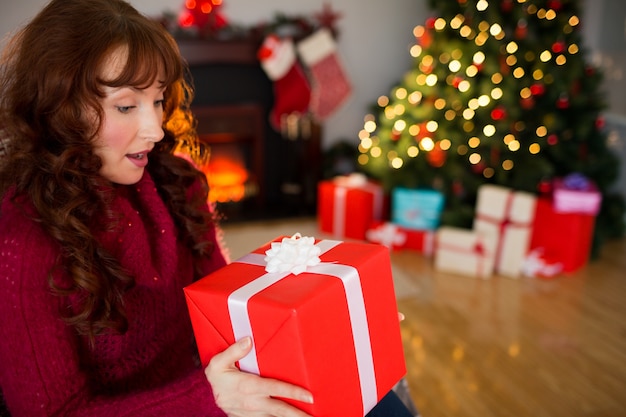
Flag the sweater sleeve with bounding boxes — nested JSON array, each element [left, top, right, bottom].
[[0, 203, 227, 417]]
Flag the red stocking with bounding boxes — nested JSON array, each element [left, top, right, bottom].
[[297, 28, 352, 121], [258, 35, 311, 130]]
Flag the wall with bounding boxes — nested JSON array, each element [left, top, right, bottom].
[[214, 0, 428, 149], [1, 0, 624, 151], [581, 0, 626, 118], [580, 0, 626, 198], [0, 0, 427, 149]]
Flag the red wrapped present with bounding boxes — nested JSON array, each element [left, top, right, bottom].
[[184, 234, 406, 417], [434, 226, 495, 279], [317, 173, 384, 240], [366, 221, 435, 256], [528, 197, 595, 274], [473, 185, 537, 277]]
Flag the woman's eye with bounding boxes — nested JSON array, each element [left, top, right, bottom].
[[116, 106, 134, 114], [155, 99, 165, 108]]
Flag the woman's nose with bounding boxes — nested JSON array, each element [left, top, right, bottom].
[[141, 108, 165, 143]]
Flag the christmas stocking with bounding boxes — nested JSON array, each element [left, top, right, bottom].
[[297, 28, 352, 121], [258, 35, 311, 130]]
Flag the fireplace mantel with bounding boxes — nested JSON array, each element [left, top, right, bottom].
[[177, 38, 260, 66]]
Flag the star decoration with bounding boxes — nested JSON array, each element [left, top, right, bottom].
[[314, 3, 343, 36]]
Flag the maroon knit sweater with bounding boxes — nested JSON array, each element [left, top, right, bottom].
[[0, 172, 229, 417]]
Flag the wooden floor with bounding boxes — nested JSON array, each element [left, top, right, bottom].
[[221, 217, 626, 417], [394, 237, 626, 417]]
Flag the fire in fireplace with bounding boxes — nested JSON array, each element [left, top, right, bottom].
[[205, 143, 258, 203]]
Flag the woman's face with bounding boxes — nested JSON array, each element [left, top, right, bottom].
[[93, 47, 165, 185]]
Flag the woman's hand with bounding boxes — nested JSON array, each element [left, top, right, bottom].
[[205, 337, 314, 417]]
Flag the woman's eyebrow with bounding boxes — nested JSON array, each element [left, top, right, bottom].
[[103, 85, 166, 95]]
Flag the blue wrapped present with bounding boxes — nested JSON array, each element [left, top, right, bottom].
[[391, 187, 445, 230]]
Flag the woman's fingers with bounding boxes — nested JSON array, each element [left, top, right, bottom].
[[207, 337, 253, 372], [205, 338, 314, 417], [252, 375, 313, 404]]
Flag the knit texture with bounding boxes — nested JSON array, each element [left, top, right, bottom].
[[0, 172, 228, 417]]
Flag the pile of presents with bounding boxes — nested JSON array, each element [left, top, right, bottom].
[[179, 171, 600, 416], [317, 172, 602, 279]]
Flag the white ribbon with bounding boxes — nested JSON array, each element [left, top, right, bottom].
[[366, 222, 407, 248], [423, 230, 435, 256], [333, 187, 348, 238], [264, 233, 321, 275], [227, 237, 377, 413], [522, 248, 563, 278]]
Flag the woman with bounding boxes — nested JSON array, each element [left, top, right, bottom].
[[0, 1, 414, 416]]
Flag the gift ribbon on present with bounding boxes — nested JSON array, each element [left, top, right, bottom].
[[365, 222, 407, 248], [332, 173, 383, 237], [476, 191, 534, 270], [437, 237, 489, 277], [227, 235, 378, 413], [475, 191, 513, 270], [422, 231, 435, 256], [477, 191, 533, 272], [522, 248, 563, 278]]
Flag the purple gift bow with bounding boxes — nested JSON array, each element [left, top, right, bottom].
[[562, 173, 591, 190]]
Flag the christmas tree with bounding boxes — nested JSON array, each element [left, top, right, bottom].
[[357, 0, 624, 252]]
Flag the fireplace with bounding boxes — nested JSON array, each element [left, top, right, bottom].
[[177, 38, 322, 221], [193, 104, 264, 208]]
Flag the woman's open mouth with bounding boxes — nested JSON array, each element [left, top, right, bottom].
[[127, 151, 149, 167]]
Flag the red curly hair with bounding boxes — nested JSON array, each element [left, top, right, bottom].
[[0, 0, 214, 339]]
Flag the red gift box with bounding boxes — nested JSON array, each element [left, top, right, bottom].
[[184, 236, 406, 417], [317, 174, 384, 240], [366, 221, 435, 255], [528, 198, 595, 274]]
